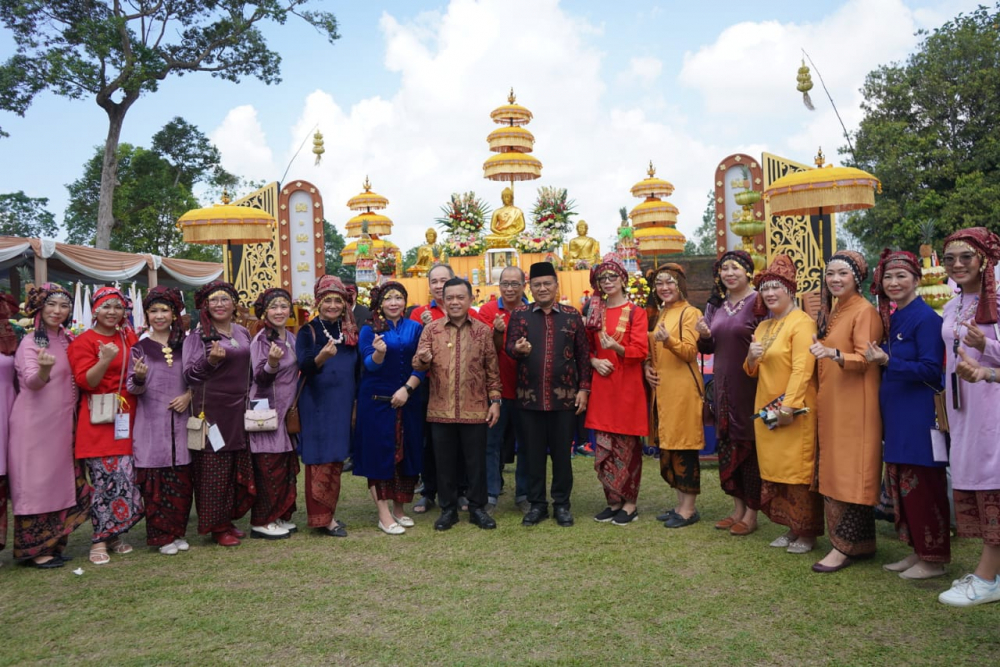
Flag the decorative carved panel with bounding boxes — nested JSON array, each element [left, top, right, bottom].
[[230, 182, 280, 307]]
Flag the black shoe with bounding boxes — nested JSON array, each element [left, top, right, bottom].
[[554, 506, 574, 527], [594, 506, 617, 523], [316, 522, 348, 538], [30, 557, 65, 569], [612, 508, 638, 526], [522, 506, 549, 526], [434, 509, 459, 531], [470, 508, 497, 530], [342, 458, 354, 472], [664, 510, 700, 528], [656, 509, 678, 522]]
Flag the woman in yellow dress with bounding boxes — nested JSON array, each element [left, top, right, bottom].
[[808, 251, 883, 573], [644, 264, 705, 528], [743, 255, 823, 555]]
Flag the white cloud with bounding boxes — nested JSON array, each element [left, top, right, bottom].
[[209, 105, 276, 182], [618, 56, 663, 86]]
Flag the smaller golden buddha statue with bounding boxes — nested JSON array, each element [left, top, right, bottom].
[[485, 187, 526, 248], [564, 220, 601, 268], [409, 228, 440, 277]]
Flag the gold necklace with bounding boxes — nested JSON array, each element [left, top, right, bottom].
[[603, 302, 631, 343], [759, 316, 789, 354]]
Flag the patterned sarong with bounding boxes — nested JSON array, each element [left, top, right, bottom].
[[191, 449, 256, 535], [85, 455, 144, 543], [136, 465, 193, 546], [251, 452, 299, 526], [594, 431, 642, 505]]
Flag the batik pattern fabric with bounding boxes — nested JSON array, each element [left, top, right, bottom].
[[760, 481, 824, 538], [191, 449, 255, 535], [368, 413, 418, 503], [136, 465, 193, 547], [659, 449, 700, 495], [85, 455, 144, 543], [13, 463, 92, 559], [594, 431, 643, 505], [305, 462, 343, 528], [251, 452, 299, 526], [885, 463, 950, 563], [954, 489, 1000, 547], [824, 497, 877, 557], [714, 387, 762, 509]]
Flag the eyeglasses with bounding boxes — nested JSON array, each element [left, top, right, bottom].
[[597, 274, 619, 283], [499, 282, 523, 289], [942, 253, 977, 266], [208, 297, 233, 305]]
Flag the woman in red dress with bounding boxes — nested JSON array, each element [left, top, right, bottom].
[[585, 260, 649, 526]]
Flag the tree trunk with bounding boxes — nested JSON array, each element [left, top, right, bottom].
[[96, 106, 127, 250]]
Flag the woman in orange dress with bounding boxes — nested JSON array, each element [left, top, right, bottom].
[[809, 251, 883, 573], [585, 260, 648, 526]]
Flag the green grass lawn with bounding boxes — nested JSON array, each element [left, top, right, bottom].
[[1, 457, 997, 666]]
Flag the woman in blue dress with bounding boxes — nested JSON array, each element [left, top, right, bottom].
[[297, 275, 359, 538], [866, 249, 949, 579], [354, 282, 425, 535]]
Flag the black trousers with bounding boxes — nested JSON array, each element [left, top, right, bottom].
[[517, 409, 575, 509], [430, 423, 487, 512]]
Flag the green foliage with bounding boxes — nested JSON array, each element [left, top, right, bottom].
[[844, 3, 1000, 254], [0, 190, 58, 237], [402, 245, 419, 271], [322, 219, 352, 282], [64, 118, 230, 261], [683, 190, 717, 256]]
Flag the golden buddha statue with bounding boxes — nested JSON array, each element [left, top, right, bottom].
[[485, 187, 526, 248], [564, 220, 600, 267], [408, 228, 440, 277]]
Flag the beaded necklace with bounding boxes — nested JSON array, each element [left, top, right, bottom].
[[320, 319, 344, 345], [952, 291, 979, 342], [722, 291, 754, 317]]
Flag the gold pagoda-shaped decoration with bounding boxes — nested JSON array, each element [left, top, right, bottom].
[[483, 88, 542, 248], [629, 161, 685, 269], [341, 176, 401, 266]]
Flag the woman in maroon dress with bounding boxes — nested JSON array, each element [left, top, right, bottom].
[[696, 250, 764, 535], [182, 280, 255, 547]]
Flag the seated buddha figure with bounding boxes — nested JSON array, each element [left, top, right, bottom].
[[485, 187, 526, 248], [564, 220, 601, 267], [409, 228, 440, 277]]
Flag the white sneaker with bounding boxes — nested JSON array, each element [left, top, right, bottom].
[[158, 542, 179, 556], [173, 538, 190, 552], [938, 574, 1000, 607], [250, 522, 291, 540], [275, 519, 298, 533]]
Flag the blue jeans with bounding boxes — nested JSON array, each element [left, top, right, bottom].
[[486, 399, 516, 503]]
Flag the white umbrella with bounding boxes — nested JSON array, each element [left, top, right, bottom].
[[82, 285, 93, 330], [72, 281, 84, 330]]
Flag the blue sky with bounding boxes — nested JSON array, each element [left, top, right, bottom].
[[0, 0, 984, 252]]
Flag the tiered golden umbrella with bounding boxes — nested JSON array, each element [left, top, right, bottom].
[[763, 149, 880, 216], [176, 190, 276, 282], [483, 88, 543, 192], [629, 161, 685, 267], [341, 176, 400, 267]]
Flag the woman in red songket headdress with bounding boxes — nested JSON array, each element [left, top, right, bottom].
[[182, 280, 256, 547], [743, 255, 823, 556], [68, 285, 143, 564], [8, 284, 92, 568], [127, 285, 194, 555], [584, 259, 648, 526], [808, 251, 884, 574], [866, 250, 950, 580], [936, 227, 1000, 607], [246, 288, 300, 541], [295, 275, 359, 538]]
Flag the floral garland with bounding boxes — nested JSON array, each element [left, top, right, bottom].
[[530, 186, 577, 244], [436, 192, 490, 257], [373, 249, 398, 276], [627, 273, 650, 306], [513, 233, 561, 253]]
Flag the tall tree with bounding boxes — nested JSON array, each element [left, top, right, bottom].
[[65, 118, 232, 261], [683, 190, 717, 256], [0, 1, 339, 249], [323, 219, 352, 282], [0, 191, 59, 237], [844, 3, 1000, 254]]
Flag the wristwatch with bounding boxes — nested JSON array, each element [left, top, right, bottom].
[[403, 384, 414, 395], [490, 398, 502, 405]]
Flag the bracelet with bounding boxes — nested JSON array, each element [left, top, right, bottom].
[[989, 369, 998, 384], [490, 398, 502, 405]]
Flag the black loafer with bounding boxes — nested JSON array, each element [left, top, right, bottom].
[[434, 509, 459, 531], [522, 507, 549, 526], [663, 510, 700, 528], [317, 521, 348, 538], [470, 508, 497, 530], [554, 506, 574, 527], [656, 509, 678, 522], [31, 557, 65, 569]]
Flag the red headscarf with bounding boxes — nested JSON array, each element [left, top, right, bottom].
[[870, 249, 922, 337], [25, 282, 74, 348], [194, 280, 240, 342], [944, 227, 1000, 324], [252, 287, 292, 342], [143, 285, 187, 350], [752, 254, 798, 317], [0, 291, 20, 356], [313, 275, 358, 346], [585, 260, 630, 332]]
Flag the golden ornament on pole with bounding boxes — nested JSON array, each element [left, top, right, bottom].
[[797, 60, 815, 110], [312, 130, 325, 165]]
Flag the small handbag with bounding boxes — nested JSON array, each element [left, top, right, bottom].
[[187, 382, 208, 451], [285, 377, 305, 435], [89, 333, 128, 425], [244, 408, 279, 432]]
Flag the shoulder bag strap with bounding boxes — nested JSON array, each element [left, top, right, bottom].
[[679, 306, 705, 400]]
